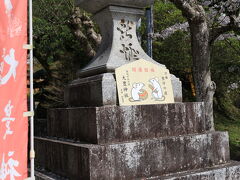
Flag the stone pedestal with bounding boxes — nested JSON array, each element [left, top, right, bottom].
[[47, 103, 206, 144], [35, 84, 240, 179], [64, 73, 182, 107], [34, 0, 240, 179], [34, 99, 240, 179], [35, 132, 230, 180]]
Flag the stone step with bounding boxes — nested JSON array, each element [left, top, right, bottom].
[[47, 102, 206, 144], [35, 168, 68, 180], [143, 161, 240, 180], [34, 161, 240, 180], [35, 131, 230, 180]]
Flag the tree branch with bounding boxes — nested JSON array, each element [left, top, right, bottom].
[[169, 0, 205, 22], [81, 14, 102, 48], [210, 17, 240, 43], [153, 22, 189, 39], [67, 7, 102, 58]]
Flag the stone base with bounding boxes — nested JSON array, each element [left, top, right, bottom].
[[47, 103, 206, 144], [35, 161, 240, 180], [35, 171, 64, 180], [145, 161, 240, 180], [35, 131, 230, 180], [35, 169, 67, 180], [64, 73, 182, 107]]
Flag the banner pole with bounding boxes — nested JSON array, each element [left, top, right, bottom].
[[28, 0, 35, 178], [146, 4, 154, 58]]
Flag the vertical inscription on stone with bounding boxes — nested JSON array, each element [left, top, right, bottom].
[[120, 43, 140, 61], [117, 19, 133, 40], [117, 19, 140, 61]]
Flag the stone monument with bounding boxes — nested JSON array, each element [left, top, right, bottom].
[[34, 0, 240, 179]]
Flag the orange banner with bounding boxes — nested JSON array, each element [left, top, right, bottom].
[[0, 0, 28, 179]]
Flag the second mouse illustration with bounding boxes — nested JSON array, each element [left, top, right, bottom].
[[149, 78, 165, 101]]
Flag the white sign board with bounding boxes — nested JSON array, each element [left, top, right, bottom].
[[116, 59, 174, 106]]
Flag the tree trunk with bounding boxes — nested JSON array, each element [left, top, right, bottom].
[[169, 0, 240, 131], [189, 20, 216, 131]]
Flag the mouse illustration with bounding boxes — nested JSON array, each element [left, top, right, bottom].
[[149, 78, 165, 101], [129, 82, 148, 102]]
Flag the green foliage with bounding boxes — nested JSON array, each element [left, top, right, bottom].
[[152, 1, 194, 101], [215, 112, 240, 160], [153, 31, 195, 101], [33, 0, 91, 115], [153, 31, 191, 73], [33, 0, 90, 68], [154, 0, 185, 32], [212, 38, 240, 120]]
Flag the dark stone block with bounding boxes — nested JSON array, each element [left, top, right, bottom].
[[34, 118, 47, 137], [35, 138, 91, 180], [47, 102, 206, 144], [35, 131, 230, 180], [64, 73, 117, 107]]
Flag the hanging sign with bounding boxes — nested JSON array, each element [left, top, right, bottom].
[[116, 59, 174, 106], [0, 0, 28, 179]]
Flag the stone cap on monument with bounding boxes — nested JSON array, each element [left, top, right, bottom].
[[76, 0, 154, 14]]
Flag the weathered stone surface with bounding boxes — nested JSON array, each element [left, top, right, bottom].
[[171, 75, 182, 102], [74, 4, 182, 100], [47, 102, 206, 144], [35, 131, 230, 180], [34, 161, 240, 180], [76, 0, 154, 14], [144, 161, 240, 180], [35, 118, 47, 137], [64, 73, 117, 107], [35, 162, 240, 180], [77, 5, 165, 77]]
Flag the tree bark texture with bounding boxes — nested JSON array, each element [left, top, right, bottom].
[[170, 0, 216, 131], [68, 7, 102, 58], [189, 20, 216, 131]]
